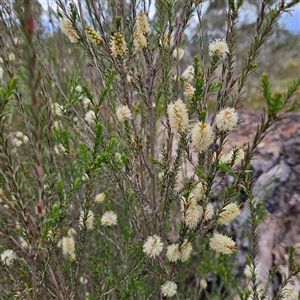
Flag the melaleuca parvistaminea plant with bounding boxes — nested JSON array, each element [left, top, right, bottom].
[[0, 0, 299, 299]]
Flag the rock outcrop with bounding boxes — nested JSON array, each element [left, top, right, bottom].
[[237, 132, 300, 297]]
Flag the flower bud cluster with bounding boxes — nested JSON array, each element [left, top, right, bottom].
[[85, 26, 101, 44]]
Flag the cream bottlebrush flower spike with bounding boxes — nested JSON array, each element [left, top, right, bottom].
[[244, 263, 257, 278], [61, 236, 76, 261], [84, 110, 96, 125], [51, 102, 63, 116], [82, 97, 92, 110], [167, 99, 189, 133], [208, 38, 229, 59], [1, 250, 17, 266], [183, 82, 195, 99], [59, 18, 79, 43], [181, 197, 202, 229], [172, 47, 185, 61], [161, 281, 177, 297], [215, 107, 238, 131], [180, 240, 192, 262], [184, 204, 202, 229], [166, 240, 192, 262], [136, 11, 150, 34], [133, 30, 147, 50], [101, 211, 117, 226], [218, 203, 240, 224], [94, 192, 106, 203], [220, 147, 245, 166], [166, 244, 181, 262], [209, 233, 237, 255], [116, 104, 132, 122], [181, 65, 194, 82], [79, 210, 94, 230], [110, 32, 127, 57], [191, 122, 214, 152], [143, 235, 163, 258], [190, 182, 206, 201], [59, 18, 71, 36]]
